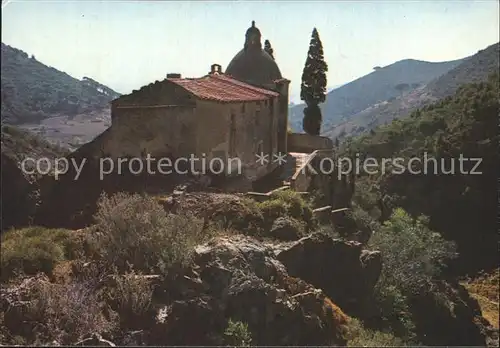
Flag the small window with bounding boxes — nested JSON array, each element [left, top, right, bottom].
[[255, 110, 260, 126], [241, 103, 246, 113]]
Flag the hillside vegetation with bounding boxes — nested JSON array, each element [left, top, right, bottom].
[[325, 42, 499, 139], [1, 125, 69, 166], [341, 71, 499, 275], [1, 126, 69, 231], [1, 43, 120, 125], [289, 57, 465, 132]]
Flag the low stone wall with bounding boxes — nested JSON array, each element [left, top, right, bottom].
[[287, 133, 333, 153], [290, 149, 334, 192]]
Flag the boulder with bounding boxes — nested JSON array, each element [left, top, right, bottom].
[[409, 280, 494, 346], [276, 233, 382, 315]]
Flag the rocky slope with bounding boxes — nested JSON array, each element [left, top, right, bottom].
[[1, 227, 495, 346], [0, 126, 69, 231]]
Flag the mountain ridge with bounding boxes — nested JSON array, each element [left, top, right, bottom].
[[323, 42, 499, 139], [288, 56, 466, 132], [1, 43, 120, 125]]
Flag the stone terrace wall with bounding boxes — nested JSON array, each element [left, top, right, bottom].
[[288, 133, 333, 154]]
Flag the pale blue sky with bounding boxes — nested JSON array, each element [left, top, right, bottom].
[[2, 0, 499, 103]]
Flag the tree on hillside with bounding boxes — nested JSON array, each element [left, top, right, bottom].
[[300, 28, 328, 135], [394, 83, 410, 97], [264, 40, 274, 59]]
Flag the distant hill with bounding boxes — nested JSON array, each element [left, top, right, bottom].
[[289, 57, 465, 133], [323, 42, 499, 139], [426, 43, 500, 98], [1, 43, 120, 125]]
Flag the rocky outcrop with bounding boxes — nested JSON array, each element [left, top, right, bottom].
[[409, 280, 496, 346], [148, 235, 350, 346], [2, 231, 494, 346], [0, 235, 359, 346], [276, 233, 382, 316]]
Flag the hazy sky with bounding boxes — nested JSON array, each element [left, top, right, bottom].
[[2, 0, 499, 103]]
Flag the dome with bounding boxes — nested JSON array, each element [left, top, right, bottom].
[[225, 21, 282, 86], [226, 49, 282, 86]]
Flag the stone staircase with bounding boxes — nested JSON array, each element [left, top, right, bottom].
[[281, 152, 311, 186]]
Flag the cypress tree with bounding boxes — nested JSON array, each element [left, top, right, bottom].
[[264, 39, 274, 59], [300, 28, 328, 135]]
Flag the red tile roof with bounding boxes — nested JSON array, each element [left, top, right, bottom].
[[167, 73, 279, 102]]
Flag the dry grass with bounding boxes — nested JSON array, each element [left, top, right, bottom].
[[323, 296, 349, 329], [106, 271, 154, 329], [9, 280, 115, 344], [462, 269, 499, 328]]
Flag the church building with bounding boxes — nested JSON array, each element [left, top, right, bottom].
[[103, 21, 290, 181]]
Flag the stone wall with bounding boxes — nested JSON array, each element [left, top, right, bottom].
[[105, 105, 198, 159], [288, 133, 333, 154], [226, 98, 279, 180]]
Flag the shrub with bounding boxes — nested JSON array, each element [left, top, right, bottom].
[[368, 208, 457, 340], [1, 227, 84, 281], [209, 197, 264, 235], [268, 190, 315, 228], [106, 271, 154, 329], [257, 199, 288, 225], [347, 318, 405, 347], [93, 192, 205, 273], [269, 216, 305, 241], [23, 281, 113, 344], [342, 203, 380, 243], [223, 319, 253, 347], [369, 208, 457, 294]]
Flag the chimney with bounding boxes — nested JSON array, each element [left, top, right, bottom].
[[209, 64, 222, 75], [166, 73, 181, 78]]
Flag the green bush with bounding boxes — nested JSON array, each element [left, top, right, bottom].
[[369, 208, 457, 294], [209, 197, 264, 235], [368, 208, 457, 340], [257, 199, 288, 226], [268, 190, 314, 228], [347, 318, 406, 347], [223, 319, 253, 347], [93, 192, 205, 273], [1, 227, 83, 281]]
